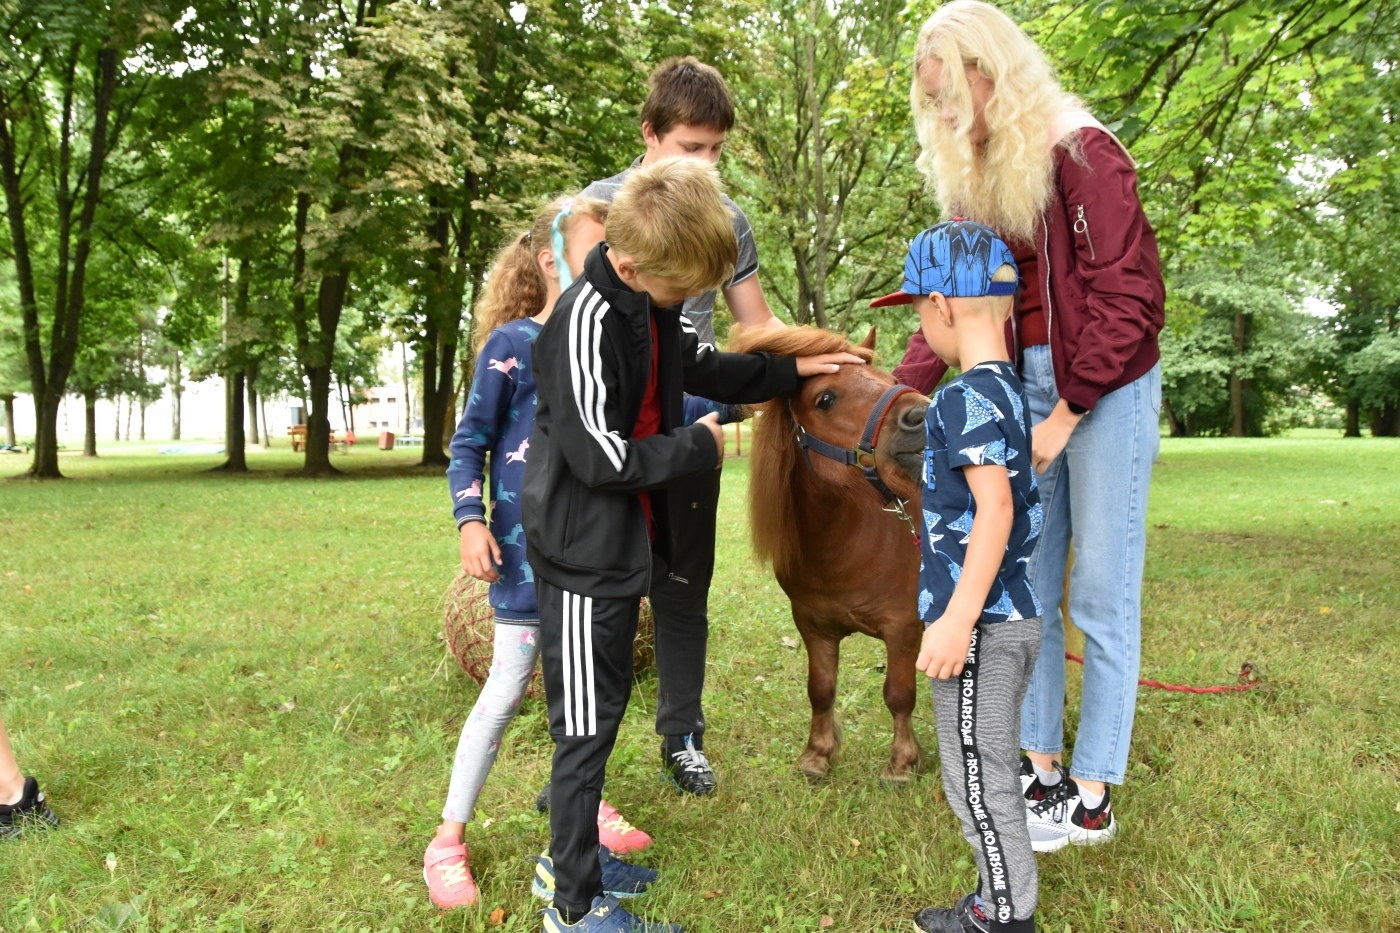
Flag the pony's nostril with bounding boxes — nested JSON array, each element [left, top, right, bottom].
[[898, 403, 929, 432]]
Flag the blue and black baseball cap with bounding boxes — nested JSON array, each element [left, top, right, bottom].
[[870, 219, 1018, 307]]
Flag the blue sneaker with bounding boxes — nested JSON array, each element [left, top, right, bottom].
[[533, 846, 660, 900], [540, 895, 683, 932]]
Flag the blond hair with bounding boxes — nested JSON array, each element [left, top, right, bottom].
[[605, 157, 737, 292], [473, 195, 610, 351], [911, 1, 1076, 245]]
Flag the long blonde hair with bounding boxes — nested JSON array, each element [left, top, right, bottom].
[[472, 195, 610, 351], [910, 1, 1075, 245]]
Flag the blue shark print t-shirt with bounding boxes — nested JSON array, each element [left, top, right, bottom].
[[447, 319, 542, 623], [918, 361, 1044, 625]]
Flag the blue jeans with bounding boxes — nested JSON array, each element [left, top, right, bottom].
[[1019, 345, 1160, 785]]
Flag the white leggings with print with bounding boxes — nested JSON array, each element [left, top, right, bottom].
[[441, 619, 540, 823]]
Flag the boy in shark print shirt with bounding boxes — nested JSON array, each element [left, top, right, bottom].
[[872, 221, 1043, 933]]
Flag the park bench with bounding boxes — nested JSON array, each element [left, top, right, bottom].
[[287, 425, 348, 453]]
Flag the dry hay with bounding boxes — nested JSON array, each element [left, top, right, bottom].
[[443, 569, 655, 691]]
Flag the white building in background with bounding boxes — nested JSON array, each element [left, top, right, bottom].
[[4, 373, 419, 448]]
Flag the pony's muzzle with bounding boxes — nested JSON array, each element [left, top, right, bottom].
[[889, 400, 929, 483]]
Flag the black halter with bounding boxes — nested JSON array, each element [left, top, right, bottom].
[[793, 383, 921, 540]]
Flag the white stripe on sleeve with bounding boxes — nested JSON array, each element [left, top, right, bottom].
[[567, 284, 627, 472]]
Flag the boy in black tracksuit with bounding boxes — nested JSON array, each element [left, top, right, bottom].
[[523, 158, 861, 929]]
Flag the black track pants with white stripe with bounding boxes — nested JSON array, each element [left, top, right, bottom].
[[539, 579, 640, 915], [930, 617, 1042, 931]]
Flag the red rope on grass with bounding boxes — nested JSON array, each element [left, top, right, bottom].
[[1064, 653, 1262, 694]]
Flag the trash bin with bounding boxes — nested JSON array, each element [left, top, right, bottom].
[[378, 431, 395, 450]]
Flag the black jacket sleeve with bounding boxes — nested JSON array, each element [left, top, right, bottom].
[[679, 322, 799, 403], [535, 304, 718, 494]]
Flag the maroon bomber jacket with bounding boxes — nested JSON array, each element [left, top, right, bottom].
[[893, 128, 1165, 410]]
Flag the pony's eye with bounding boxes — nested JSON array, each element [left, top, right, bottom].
[[816, 390, 836, 411]]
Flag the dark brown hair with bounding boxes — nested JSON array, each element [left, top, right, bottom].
[[641, 56, 736, 138]]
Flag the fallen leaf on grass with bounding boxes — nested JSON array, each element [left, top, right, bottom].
[[104, 853, 117, 875], [1319, 607, 1331, 614], [820, 916, 835, 928], [65, 681, 84, 691], [277, 700, 297, 713], [24, 585, 32, 594], [781, 636, 799, 649], [314, 833, 327, 848], [1154, 523, 1170, 529], [703, 890, 724, 899], [490, 907, 506, 926]]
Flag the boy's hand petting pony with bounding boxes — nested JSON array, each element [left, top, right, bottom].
[[460, 520, 504, 583], [796, 352, 866, 376]]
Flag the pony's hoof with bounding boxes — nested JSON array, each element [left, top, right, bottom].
[[797, 753, 833, 783], [880, 763, 918, 787]]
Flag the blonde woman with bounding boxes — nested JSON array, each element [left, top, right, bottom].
[[897, 4, 1164, 926]]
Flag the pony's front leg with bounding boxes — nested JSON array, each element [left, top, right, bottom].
[[880, 618, 923, 785], [794, 614, 841, 783]]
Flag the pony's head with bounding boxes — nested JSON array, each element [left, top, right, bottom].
[[728, 325, 927, 578]]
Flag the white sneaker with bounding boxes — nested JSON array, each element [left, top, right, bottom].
[[1025, 779, 1118, 852], [1019, 756, 1068, 808]]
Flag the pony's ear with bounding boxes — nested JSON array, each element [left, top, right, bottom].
[[860, 327, 877, 350]]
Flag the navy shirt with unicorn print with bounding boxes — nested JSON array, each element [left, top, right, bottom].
[[918, 361, 1045, 625], [447, 319, 543, 623]]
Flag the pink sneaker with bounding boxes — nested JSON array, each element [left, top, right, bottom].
[[423, 839, 478, 910], [597, 799, 653, 855]]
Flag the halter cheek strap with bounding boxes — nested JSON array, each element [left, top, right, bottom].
[[794, 383, 921, 515]]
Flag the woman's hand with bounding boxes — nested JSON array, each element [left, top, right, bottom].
[[696, 412, 725, 468], [460, 520, 503, 583], [796, 353, 867, 376], [1031, 399, 1084, 473], [916, 613, 978, 680]]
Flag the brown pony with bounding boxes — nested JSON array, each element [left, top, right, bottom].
[[729, 325, 929, 784]]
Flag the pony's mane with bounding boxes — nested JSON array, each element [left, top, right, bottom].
[[727, 326, 877, 579]]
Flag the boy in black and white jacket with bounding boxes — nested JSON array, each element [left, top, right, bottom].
[[523, 158, 862, 932]]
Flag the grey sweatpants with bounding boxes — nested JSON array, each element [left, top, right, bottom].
[[931, 618, 1042, 926]]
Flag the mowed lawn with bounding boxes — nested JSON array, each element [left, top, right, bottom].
[[0, 435, 1397, 933]]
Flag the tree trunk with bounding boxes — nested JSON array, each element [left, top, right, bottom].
[[27, 48, 119, 478], [1371, 401, 1400, 437], [170, 351, 182, 440], [2, 395, 14, 447], [260, 398, 270, 447], [216, 371, 247, 471], [1230, 306, 1246, 437], [246, 364, 259, 448], [1163, 398, 1188, 437], [301, 266, 351, 477], [1344, 399, 1360, 437], [124, 395, 132, 441], [83, 391, 97, 456], [114, 395, 121, 441]]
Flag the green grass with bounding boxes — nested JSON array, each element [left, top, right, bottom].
[[0, 437, 1397, 932]]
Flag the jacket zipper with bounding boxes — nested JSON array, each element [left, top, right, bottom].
[[1074, 204, 1096, 261], [1042, 219, 1054, 372]]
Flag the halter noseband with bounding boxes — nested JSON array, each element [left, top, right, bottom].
[[793, 383, 922, 541]]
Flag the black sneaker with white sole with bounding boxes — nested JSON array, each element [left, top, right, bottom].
[[661, 734, 715, 796], [913, 892, 1034, 933], [0, 777, 59, 840], [1025, 779, 1117, 852], [1019, 756, 1069, 808]]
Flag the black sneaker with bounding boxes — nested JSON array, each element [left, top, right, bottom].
[[1019, 756, 1069, 808], [536, 781, 552, 814], [0, 777, 59, 839], [661, 734, 715, 796], [913, 893, 990, 933]]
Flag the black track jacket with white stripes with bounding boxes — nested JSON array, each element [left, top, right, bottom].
[[523, 243, 798, 598]]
